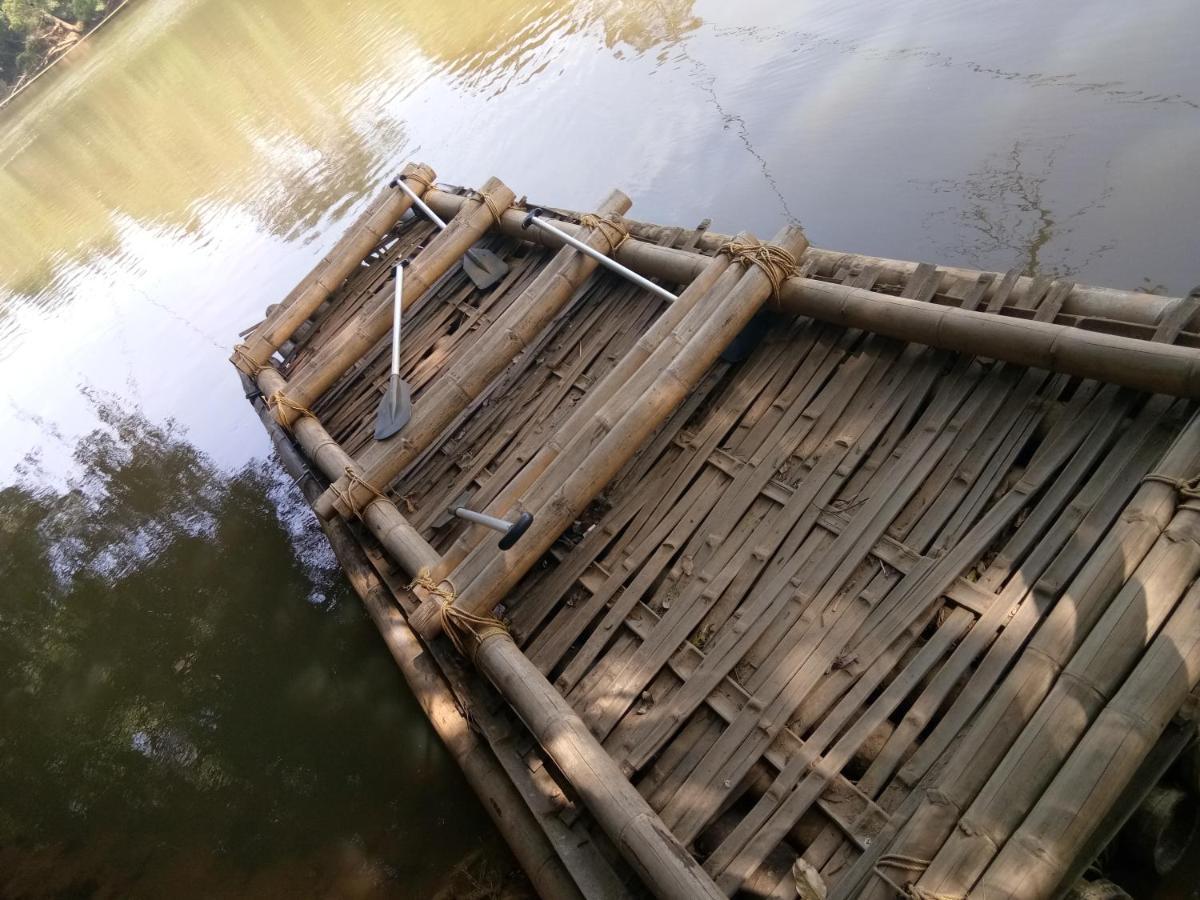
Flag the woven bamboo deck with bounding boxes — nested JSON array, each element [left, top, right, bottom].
[[233, 165, 1200, 900]]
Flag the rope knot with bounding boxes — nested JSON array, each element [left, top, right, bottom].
[[720, 237, 797, 301], [233, 343, 270, 374], [332, 466, 389, 519], [266, 391, 316, 431], [1142, 471, 1200, 498], [579, 213, 630, 255]]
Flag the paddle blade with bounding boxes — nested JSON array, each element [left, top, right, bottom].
[[374, 373, 412, 440], [462, 247, 508, 290]]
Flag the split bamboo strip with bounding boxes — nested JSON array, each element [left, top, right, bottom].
[[424, 188, 1196, 335], [234, 163, 435, 371], [422, 191, 1200, 399], [264, 177, 516, 427], [410, 226, 809, 640], [245, 378, 584, 900], [832, 410, 1200, 900], [972, 564, 1200, 898], [315, 189, 636, 521]]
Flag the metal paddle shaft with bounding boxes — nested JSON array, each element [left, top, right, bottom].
[[453, 507, 535, 550], [374, 261, 413, 439], [393, 176, 508, 290], [521, 208, 678, 303]]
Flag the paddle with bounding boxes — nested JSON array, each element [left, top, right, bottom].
[[393, 177, 508, 290], [374, 261, 413, 440]]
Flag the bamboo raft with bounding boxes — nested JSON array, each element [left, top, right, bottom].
[[232, 163, 1200, 900]]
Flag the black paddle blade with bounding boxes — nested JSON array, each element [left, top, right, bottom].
[[374, 373, 412, 440], [462, 247, 508, 290]]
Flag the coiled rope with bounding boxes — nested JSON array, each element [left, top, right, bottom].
[[409, 574, 508, 661], [464, 187, 509, 228]]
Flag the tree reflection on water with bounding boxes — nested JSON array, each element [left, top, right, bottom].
[[0, 396, 519, 898]]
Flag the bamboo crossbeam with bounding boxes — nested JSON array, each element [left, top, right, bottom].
[[234, 163, 435, 372], [409, 225, 809, 642], [425, 188, 1195, 333], [267, 177, 516, 426], [423, 191, 1200, 400], [313, 189, 635, 522]]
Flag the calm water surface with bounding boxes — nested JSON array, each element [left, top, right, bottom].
[[1, 0, 1197, 896]]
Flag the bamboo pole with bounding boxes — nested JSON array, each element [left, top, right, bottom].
[[245, 378, 584, 900], [265, 177, 516, 427], [424, 188, 1196, 333], [313, 189, 636, 521], [832, 410, 1200, 900], [972, 561, 1200, 898], [427, 248, 736, 581], [234, 163, 435, 372], [913, 495, 1200, 896], [421, 192, 1200, 399], [409, 225, 809, 641], [255, 367, 441, 576]]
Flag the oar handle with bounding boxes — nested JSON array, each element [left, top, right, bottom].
[[393, 176, 448, 230], [521, 208, 678, 304], [392, 261, 408, 377], [452, 507, 535, 550]]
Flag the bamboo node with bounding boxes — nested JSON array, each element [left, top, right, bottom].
[[332, 466, 389, 518], [720, 237, 797, 300], [409, 574, 508, 661], [233, 343, 270, 374], [464, 187, 509, 229], [579, 213, 630, 255], [267, 391, 317, 430]]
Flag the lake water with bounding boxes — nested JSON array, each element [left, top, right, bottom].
[[1, 0, 1197, 896]]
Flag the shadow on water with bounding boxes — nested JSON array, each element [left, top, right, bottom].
[[0, 394, 525, 899]]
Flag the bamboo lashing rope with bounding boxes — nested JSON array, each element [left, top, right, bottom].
[[330, 465, 389, 518], [409, 574, 508, 661], [234, 343, 271, 373], [402, 171, 433, 192], [873, 853, 967, 900], [720, 237, 798, 300], [267, 390, 317, 430], [579, 213, 630, 255], [1142, 471, 1200, 497], [464, 187, 509, 229]]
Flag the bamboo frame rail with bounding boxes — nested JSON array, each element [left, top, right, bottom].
[[313, 189, 635, 522], [424, 188, 1198, 335], [422, 190, 1200, 399], [263, 177, 516, 427], [408, 225, 809, 641], [234, 162, 435, 372], [234, 166, 1200, 900]]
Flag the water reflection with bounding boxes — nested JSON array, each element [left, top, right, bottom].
[[0, 396, 517, 898], [918, 139, 1115, 277]]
